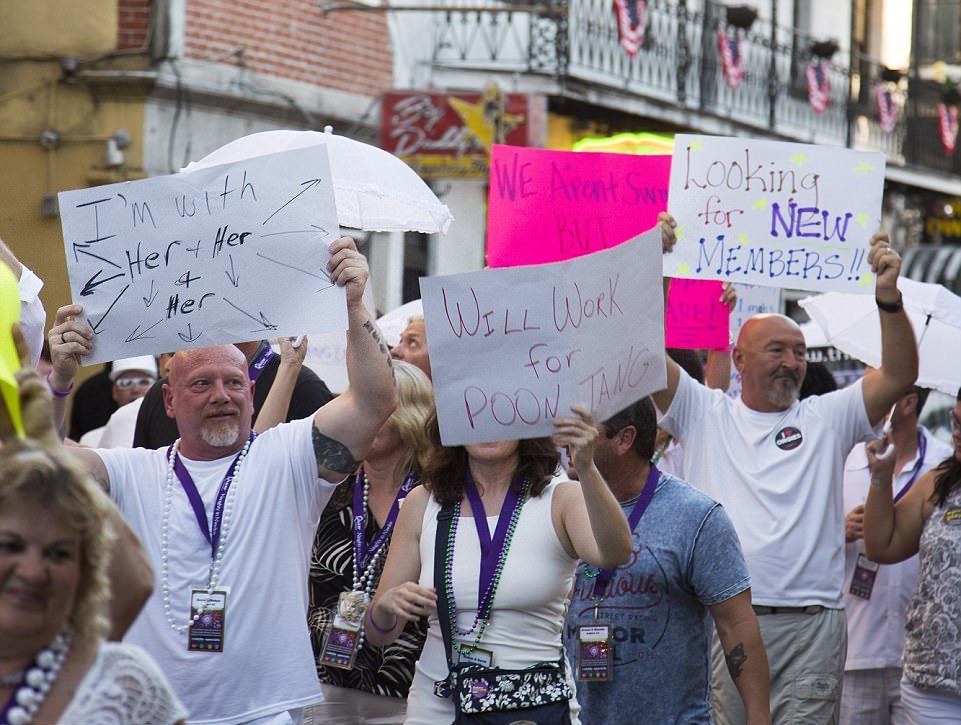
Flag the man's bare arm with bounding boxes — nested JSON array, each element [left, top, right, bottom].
[[710, 590, 772, 725]]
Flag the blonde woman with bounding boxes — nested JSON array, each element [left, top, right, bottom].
[[0, 364, 186, 724], [307, 361, 435, 723]]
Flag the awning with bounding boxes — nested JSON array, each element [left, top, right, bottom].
[[901, 244, 961, 294]]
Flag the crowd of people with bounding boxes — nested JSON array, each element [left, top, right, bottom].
[[0, 211, 958, 725]]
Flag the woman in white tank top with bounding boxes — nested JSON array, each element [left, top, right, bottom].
[[365, 405, 633, 724]]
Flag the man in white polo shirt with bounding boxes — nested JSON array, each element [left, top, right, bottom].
[[653, 231, 918, 724], [840, 385, 952, 725]]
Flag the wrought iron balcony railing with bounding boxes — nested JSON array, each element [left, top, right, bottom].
[[429, 0, 961, 179]]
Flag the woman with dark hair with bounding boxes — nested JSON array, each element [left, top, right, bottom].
[[863, 387, 961, 723], [366, 406, 632, 724]]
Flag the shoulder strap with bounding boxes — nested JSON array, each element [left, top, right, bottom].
[[435, 502, 456, 670]]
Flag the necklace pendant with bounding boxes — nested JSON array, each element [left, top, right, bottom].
[[338, 590, 370, 625]]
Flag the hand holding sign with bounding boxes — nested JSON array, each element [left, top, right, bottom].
[[667, 134, 885, 293]]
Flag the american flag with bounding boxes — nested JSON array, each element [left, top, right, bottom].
[[613, 0, 647, 56], [938, 102, 959, 154], [805, 60, 830, 114], [717, 28, 745, 89], [875, 86, 900, 133]]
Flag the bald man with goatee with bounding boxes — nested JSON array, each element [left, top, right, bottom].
[[653, 225, 918, 725]]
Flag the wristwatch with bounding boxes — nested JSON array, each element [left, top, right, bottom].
[[875, 293, 903, 313]]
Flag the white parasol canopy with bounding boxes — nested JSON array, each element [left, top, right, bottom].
[[798, 277, 961, 394], [183, 127, 454, 235]]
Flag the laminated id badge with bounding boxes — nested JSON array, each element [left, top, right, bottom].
[[188, 589, 228, 652], [577, 625, 612, 681], [320, 591, 369, 670], [849, 553, 880, 600]]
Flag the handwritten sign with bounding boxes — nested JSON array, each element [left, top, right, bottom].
[[486, 145, 671, 267], [727, 284, 782, 398], [665, 279, 728, 349], [667, 134, 885, 293], [421, 229, 666, 445], [59, 147, 345, 364]]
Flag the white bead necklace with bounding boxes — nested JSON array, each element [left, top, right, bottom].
[[351, 471, 391, 649], [160, 437, 252, 633], [2, 628, 71, 725]]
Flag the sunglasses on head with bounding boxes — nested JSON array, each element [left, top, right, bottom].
[[115, 377, 154, 390]]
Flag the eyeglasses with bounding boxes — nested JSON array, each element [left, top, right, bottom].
[[951, 415, 961, 433], [115, 377, 154, 390]]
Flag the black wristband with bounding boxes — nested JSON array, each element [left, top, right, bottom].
[[875, 293, 903, 313]]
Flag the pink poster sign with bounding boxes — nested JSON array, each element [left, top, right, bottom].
[[665, 279, 730, 349], [486, 145, 671, 267]]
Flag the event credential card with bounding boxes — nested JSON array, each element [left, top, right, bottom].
[[667, 134, 885, 294], [421, 228, 666, 446], [59, 146, 344, 364]]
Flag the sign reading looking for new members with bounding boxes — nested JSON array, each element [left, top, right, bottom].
[[58, 147, 345, 364], [667, 134, 886, 293], [421, 228, 666, 446]]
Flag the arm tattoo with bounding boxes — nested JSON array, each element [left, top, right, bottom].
[[312, 426, 360, 475], [725, 643, 747, 680], [362, 319, 395, 378]]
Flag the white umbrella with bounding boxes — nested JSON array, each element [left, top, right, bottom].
[[798, 278, 961, 394], [377, 299, 423, 347], [183, 127, 454, 235]]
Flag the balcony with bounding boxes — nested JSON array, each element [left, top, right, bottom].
[[429, 0, 961, 182]]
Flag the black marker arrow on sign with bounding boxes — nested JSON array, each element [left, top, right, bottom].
[[81, 269, 126, 297], [87, 284, 130, 334], [178, 323, 201, 343], [73, 243, 121, 269], [225, 255, 240, 288], [143, 279, 158, 307], [262, 179, 322, 225], [125, 319, 163, 343], [222, 298, 278, 331]]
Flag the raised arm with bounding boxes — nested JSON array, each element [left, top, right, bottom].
[[311, 237, 397, 480], [47, 303, 94, 436], [653, 212, 682, 414], [253, 336, 307, 433], [367, 485, 434, 646], [710, 590, 771, 725], [863, 438, 929, 563], [552, 405, 632, 568], [860, 234, 918, 426]]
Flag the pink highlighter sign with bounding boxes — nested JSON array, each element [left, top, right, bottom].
[[486, 145, 671, 267], [486, 144, 728, 349]]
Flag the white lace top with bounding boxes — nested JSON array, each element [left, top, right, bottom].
[[60, 642, 187, 724]]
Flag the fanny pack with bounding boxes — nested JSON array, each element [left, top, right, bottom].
[[434, 504, 573, 724]]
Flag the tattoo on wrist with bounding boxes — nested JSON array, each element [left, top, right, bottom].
[[725, 643, 747, 680], [870, 475, 884, 488], [312, 426, 360, 475]]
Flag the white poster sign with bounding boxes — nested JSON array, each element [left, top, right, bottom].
[[667, 134, 885, 294], [59, 146, 344, 364], [421, 229, 667, 445]]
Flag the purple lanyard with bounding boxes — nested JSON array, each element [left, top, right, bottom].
[[464, 470, 523, 620], [592, 465, 660, 598], [893, 430, 927, 504], [352, 469, 420, 570], [168, 432, 256, 557], [248, 342, 276, 382]]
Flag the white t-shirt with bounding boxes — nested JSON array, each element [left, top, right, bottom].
[[660, 369, 877, 608], [98, 396, 143, 448], [842, 427, 953, 670], [17, 265, 45, 368], [99, 417, 338, 724]]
